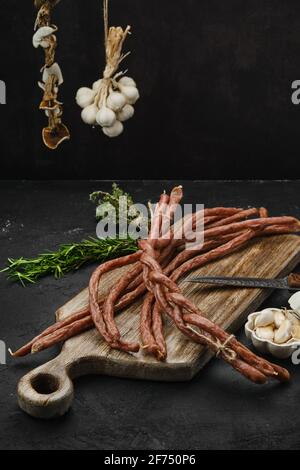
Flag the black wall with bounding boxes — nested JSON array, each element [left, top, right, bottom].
[[1, 0, 300, 179]]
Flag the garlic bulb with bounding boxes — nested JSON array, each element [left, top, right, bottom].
[[118, 76, 136, 88], [106, 92, 126, 112], [288, 291, 300, 313], [102, 120, 124, 138], [81, 104, 99, 125], [274, 310, 286, 329], [274, 319, 293, 344], [76, 87, 93, 97], [77, 71, 138, 137], [118, 85, 140, 105], [255, 309, 275, 328], [76, 88, 96, 109], [117, 104, 135, 122], [255, 326, 274, 341], [93, 79, 103, 91], [96, 106, 116, 127]]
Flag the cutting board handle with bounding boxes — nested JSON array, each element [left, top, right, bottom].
[[17, 353, 74, 419]]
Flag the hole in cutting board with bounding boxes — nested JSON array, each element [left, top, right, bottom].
[[31, 373, 60, 395]]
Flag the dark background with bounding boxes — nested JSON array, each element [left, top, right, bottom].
[[1, 0, 300, 180]]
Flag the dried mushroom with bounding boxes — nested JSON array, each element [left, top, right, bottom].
[[33, 0, 70, 149]]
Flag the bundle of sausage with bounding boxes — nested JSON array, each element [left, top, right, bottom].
[[13, 186, 300, 384]]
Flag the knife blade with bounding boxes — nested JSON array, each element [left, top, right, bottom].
[[186, 274, 300, 290]]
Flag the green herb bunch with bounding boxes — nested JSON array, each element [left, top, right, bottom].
[[1, 237, 138, 286], [90, 182, 139, 224], [1, 184, 139, 285]]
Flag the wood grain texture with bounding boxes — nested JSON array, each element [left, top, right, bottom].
[[18, 235, 300, 418]]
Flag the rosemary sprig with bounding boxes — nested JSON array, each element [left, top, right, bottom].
[[1, 237, 138, 286]]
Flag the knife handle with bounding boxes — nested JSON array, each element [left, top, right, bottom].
[[288, 273, 300, 288]]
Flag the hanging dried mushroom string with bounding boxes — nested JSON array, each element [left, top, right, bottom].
[[76, 0, 140, 137], [33, 0, 70, 149]]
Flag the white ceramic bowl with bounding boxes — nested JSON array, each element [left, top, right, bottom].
[[245, 311, 300, 359]]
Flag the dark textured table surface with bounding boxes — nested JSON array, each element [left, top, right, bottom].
[[1, 180, 300, 450]]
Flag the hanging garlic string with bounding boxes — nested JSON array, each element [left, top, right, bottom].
[[75, 0, 139, 138], [104, 0, 109, 49]]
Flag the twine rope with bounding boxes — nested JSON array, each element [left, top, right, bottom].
[[103, 0, 109, 49], [187, 326, 237, 362], [102, 0, 131, 80], [215, 334, 236, 359], [95, 0, 132, 108]]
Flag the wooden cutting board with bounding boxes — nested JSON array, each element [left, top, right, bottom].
[[18, 235, 300, 419]]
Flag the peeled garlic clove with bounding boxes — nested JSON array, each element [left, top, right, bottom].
[[274, 319, 293, 344], [33, 26, 56, 48], [117, 104, 134, 122], [274, 310, 286, 328], [118, 76, 137, 88], [292, 324, 300, 340], [288, 291, 300, 314], [76, 88, 96, 109], [96, 106, 116, 127], [254, 309, 275, 328], [106, 92, 126, 112], [102, 120, 124, 138], [255, 326, 274, 341], [286, 310, 300, 326], [118, 85, 140, 105], [81, 104, 99, 125], [92, 79, 103, 91], [42, 62, 64, 86]]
